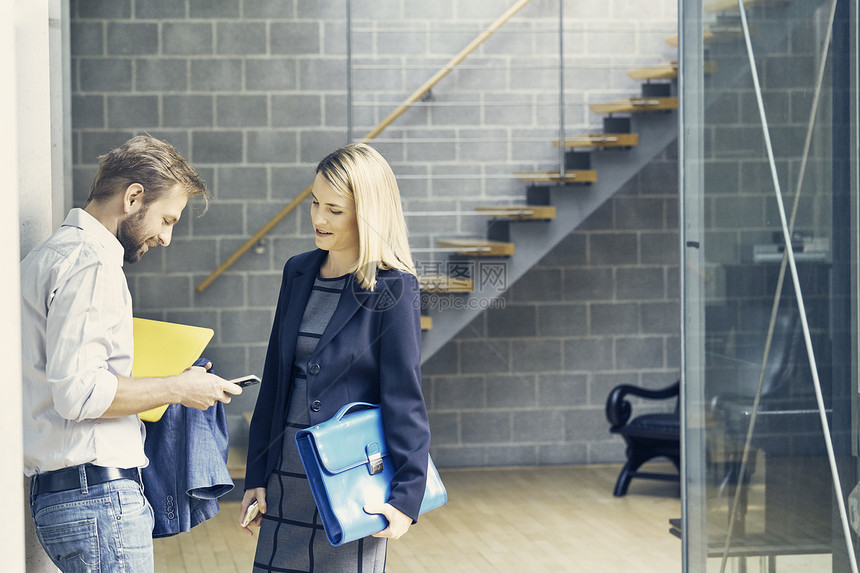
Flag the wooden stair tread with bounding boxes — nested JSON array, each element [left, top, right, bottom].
[[628, 62, 678, 81], [418, 274, 474, 292], [227, 446, 246, 479], [667, 26, 751, 47], [435, 238, 515, 256], [590, 97, 678, 115], [629, 61, 716, 80], [474, 205, 556, 220], [514, 170, 598, 183], [705, 0, 790, 13], [420, 315, 432, 330], [556, 133, 639, 149]]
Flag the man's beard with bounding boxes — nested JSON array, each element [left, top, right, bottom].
[[117, 205, 149, 264]]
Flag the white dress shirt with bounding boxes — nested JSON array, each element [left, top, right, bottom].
[[21, 208, 147, 476]]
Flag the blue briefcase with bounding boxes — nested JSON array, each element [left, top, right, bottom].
[[295, 402, 447, 546]]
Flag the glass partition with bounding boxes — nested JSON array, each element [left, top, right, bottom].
[[681, 0, 859, 571]]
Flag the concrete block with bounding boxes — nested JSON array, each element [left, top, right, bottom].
[[107, 95, 158, 128], [589, 232, 639, 266], [536, 304, 587, 337], [421, 342, 458, 375], [617, 267, 665, 301], [162, 95, 214, 127], [640, 302, 680, 335], [512, 410, 564, 442], [136, 59, 188, 92], [192, 273, 246, 309], [433, 376, 485, 410], [537, 443, 589, 465], [243, 0, 293, 18], [563, 338, 614, 372], [271, 95, 322, 127], [107, 23, 158, 56], [615, 336, 665, 370], [459, 339, 510, 374], [511, 339, 562, 372], [247, 272, 283, 308], [538, 233, 587, 267], [461, 411, 511, 444], [562, 268, 613, 301], [614, 197, 665, 231], [245, 58, 298, 91], [191, 59, 243, 91], [508, 268, 562, 303], [640, 232, 678, 265], [79, 59, 132, 92], [80, 131, 135, 165], [486, 374, 536, 408], [71, 22, 103, 56], [247, 129, 298, 163], [562, 407, 606, 441], [486, 304, 536, 339], [217, 22, 267, 55], [486, 445, 538, 466], [135, 0, 186, 18], [72, 95, 104, 128], [216, 95, 268, 128], [217, 166, 268, 200], [133, 275, 191, 310], [190, 0, 240, 19], [163, 23, 213, 55], [220, 309, 274, 344], [271, 22, 322, 55], [427, 412, 460, 445], [163, 237, 218, 274], [298, 131, 348, 164], [192, 130, 243, 164], [298, 58, 348, 91], [590, 372, 637, 407], [77, 0, 131, 18], [192, 202, 246, 237], [431, 446, 486, 468], [537, 374, 588, 408], [403, 0, 454, 19]]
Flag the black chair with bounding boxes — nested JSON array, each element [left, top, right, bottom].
[[605, 379, 680, 496]]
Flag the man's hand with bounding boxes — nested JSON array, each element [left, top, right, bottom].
[[175, 365, 242, 410], [239, 488, 267, 536], [364, 503, 412, 540]]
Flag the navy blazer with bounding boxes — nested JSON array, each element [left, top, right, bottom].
[[245, 249, 430, 520]]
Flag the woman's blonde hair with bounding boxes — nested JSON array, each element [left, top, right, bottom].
[[316, 143, 415, 291]]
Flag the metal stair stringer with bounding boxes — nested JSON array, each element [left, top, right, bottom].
[[420, 109, 679, 364]]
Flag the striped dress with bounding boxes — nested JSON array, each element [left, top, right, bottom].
[[253, 274, 387, 573]]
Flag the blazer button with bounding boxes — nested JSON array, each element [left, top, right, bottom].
[[311, 400, 322, 412], [308, 363, 320, 375]]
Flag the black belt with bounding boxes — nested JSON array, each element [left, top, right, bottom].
[[33, 464, 141, 496]]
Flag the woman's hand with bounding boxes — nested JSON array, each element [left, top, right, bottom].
[[364, 503, 412, 540], [239, 487, 266, 536]]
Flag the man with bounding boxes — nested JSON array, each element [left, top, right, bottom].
[[20, 135, 242, 572]]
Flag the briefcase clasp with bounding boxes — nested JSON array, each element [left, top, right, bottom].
[[366, 443, 383, 474]]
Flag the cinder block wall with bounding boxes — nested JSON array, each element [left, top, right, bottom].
[[69, 0, 679, 468]]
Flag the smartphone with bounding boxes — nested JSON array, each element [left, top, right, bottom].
[[241, 500, 260, 527], [230, 375, 261, 388]]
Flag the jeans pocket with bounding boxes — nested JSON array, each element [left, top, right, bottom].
[[35, 517, 100, 573]]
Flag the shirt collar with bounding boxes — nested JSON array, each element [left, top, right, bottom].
[[62, 208, 126, 267]]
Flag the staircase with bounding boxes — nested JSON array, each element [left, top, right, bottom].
[[419, 70, 679, 363]]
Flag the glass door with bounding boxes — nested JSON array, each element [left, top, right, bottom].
[[680, 0, 859, 570]]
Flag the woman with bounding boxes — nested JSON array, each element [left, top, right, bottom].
[[240, 143, 430, 572]]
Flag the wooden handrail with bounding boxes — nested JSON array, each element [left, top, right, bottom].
[[196, 0, 534, 292]]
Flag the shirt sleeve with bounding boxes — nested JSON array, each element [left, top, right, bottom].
[[44, 252, 122, 421]]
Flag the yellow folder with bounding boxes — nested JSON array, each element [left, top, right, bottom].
[[132, 317, 215, 422]]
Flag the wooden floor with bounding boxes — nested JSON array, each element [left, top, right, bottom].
[[153, 463, 682, 572]]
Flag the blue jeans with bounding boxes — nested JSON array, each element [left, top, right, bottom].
[[30, 475, 155, 573]]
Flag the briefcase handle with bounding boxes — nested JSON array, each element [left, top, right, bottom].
[[333, 402, 379, 421]]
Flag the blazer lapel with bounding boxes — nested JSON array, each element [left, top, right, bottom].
[[279, 250, 327, 362], [315, 277, 371, 354]]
